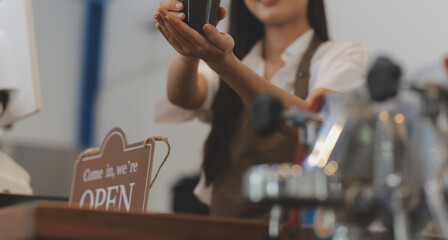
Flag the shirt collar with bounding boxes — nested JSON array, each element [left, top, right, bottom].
[[243, 40, 263, 63], [242, 29, 315, 67], [281, 29, 314, 64]]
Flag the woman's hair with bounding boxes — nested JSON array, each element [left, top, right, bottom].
[[203, 0, 329, 186]]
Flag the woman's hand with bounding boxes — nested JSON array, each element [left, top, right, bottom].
[[154, 3, 234, 65], [158, 0, 185, 21]]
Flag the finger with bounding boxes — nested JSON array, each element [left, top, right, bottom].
[[156, 13, 184, 50], [159, 8, 175, 36], [216, 7, 227, 26], [155, 13, 171, 40], [167, 11, 185, 21], [203, 24, 233, 51], [157, 23, 184, 51], [218, 7, 227, 21], [156, 23, 170, 41], [155, 11, 183, 25], [154, 12, 165, 26], [160, 0, 183, 11], [165, 12, 209, 47], [164, 14, 196, 49]]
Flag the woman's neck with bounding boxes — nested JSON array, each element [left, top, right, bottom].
[[263, 20, 311, 63]]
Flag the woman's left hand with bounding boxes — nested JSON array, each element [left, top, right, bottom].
[[154, 7, 235, 64]]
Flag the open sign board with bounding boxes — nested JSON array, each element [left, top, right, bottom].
[[69, 128, 155, 212]]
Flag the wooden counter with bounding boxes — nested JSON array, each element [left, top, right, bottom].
[[0, 201, 269, 240]]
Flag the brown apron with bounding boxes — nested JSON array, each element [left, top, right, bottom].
[[209, 34, 322, 219]]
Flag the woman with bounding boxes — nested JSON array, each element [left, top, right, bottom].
[[154, 0, 368, 219]]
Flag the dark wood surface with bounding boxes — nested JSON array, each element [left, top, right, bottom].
[[4, 201, 427, 240], [0, 193, 67, 209], [0, 201, 270, 240]]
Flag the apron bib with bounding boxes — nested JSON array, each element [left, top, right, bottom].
[[210, 35, 322, 219]]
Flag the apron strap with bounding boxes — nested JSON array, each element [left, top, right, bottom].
[[294, 34, 323, 99]]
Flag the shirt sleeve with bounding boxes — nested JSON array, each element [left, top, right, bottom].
[[154, 60, 220, 123], [193, 171, 213, 206], [198, 60, 220, 110], [310, 42, 369, 93]]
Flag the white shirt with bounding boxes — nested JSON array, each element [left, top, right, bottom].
[[197, 29, 369, 111], [155, 29, 369, 205]]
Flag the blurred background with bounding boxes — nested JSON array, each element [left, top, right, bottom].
[[0, 0, 447, 213]]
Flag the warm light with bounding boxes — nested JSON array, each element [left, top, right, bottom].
[[324, 161, 339, 176], [278, 164, 291, 178], [379, 112, 389, 121], [394, 114, 405, 124], [291, 165, 303, 177]]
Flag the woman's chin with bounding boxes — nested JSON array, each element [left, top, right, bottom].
[[258, 15, 292, 26]]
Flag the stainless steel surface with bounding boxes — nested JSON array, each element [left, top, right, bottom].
[[243, 163, 339, 205], [268, 204, 283, 238], [244, 84, 448, 239]]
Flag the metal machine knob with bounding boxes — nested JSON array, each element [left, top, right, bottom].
[[367, 57, 402, 102], [251, 93, 284, 136]]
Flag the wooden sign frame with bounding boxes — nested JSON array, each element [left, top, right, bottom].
[[69, 128, 156, 212]]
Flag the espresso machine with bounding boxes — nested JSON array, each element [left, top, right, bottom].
[[244, 57, 448, 240]]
